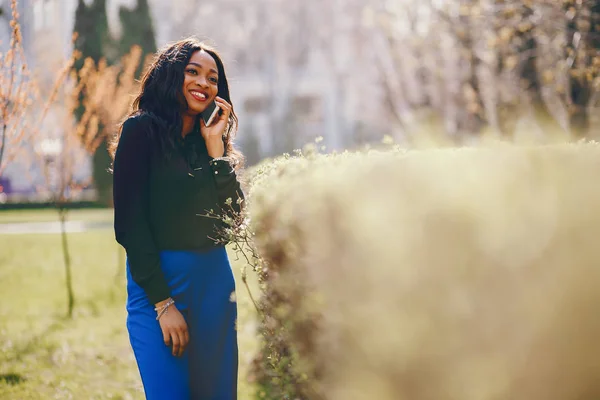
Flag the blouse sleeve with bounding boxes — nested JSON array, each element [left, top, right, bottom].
[[208, 156, 245, 217], [113, 116, 171, 305]]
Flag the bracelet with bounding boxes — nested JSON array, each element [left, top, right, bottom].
[[209, 156, 231, 165], [154, 298, 175, 321]]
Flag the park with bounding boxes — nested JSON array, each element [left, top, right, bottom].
[[2, 0, 600, 399]]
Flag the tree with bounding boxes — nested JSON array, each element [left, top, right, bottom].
[[35, 63, 83, 318], [117, 0, 156, 77], [564, 0, 600, 137], [514, 3, 562, 134], [31, 47, 142, 318], [0, 0, 86, 317], [0, 0, 33, 177], [72, 0, 114, 206], [368, 0, 600, 141], [72, 0, 157, 206], [73, 0, 111, 69]]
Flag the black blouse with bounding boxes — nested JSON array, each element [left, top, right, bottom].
[[113, 114, 244, 304]]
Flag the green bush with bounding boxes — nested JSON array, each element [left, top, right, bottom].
[[245, 142, 600, 400]]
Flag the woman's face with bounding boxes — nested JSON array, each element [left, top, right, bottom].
[[181, 49, 219, 115]]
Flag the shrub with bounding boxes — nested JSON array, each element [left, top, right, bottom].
[[241, 142, 600, 400]]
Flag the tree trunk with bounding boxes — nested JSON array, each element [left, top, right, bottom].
[[518, 4, 564, 135], [59, 208, 75, 318], [0, 120, 7, 173], [565, 0, 600, 138], [457, 11, 486, 134]]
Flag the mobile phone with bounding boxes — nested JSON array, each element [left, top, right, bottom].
[[201, 100, 221, 127]]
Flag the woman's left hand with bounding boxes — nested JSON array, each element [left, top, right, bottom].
[[201, 96, 232, 158]]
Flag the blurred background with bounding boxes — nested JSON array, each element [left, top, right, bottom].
[[0, 0, 598, 207]]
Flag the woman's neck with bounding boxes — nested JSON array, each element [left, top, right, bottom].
[[181, 113, 196, 137]]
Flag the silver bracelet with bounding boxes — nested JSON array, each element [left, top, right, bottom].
[[154, 298, 175, 321], [209, 156, 231, 164]]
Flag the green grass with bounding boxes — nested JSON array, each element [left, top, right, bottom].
[[0, 211, 260, 399], [0, 208, 113, 224]]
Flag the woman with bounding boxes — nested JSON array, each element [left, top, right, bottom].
[[111, 38, 244, 399]]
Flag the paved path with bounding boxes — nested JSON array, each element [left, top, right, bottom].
[[0, 220, 112, 235]]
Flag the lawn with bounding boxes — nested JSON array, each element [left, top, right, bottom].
[[0, 208, 113, 224], [0, 210, 260, 399]]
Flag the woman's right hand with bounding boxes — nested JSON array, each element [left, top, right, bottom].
[[156, 299, 189, 357]]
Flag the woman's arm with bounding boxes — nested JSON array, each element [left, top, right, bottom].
[[209, 157, 245, 216], [113, 116, 171, 305], [201, 96, 245, 217]]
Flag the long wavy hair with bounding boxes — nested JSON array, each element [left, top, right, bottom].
[[110, 38, 243, 167]]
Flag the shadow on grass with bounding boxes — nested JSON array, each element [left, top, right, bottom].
[[0, 373, 26, 385]]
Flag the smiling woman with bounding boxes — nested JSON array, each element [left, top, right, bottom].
[[110, 38, 245, 400], [183, 51, 219, 105]]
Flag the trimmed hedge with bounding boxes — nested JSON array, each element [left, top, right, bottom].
[[247, 142, 600, 400]]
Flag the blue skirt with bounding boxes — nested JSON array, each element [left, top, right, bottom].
[[126, 246, 238, 400]]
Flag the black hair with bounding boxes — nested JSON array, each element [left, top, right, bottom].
[[110, 37, 242, 167]]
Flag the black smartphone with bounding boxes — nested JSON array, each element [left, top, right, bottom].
[[201, 100, 221, 127]]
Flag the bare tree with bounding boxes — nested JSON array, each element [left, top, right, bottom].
[[25, 45, 143, 318], [564, 0, 600, 137], [367, 0, 600, 141], [0, 0, 34, 176], [23, 53, 80, 317]]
